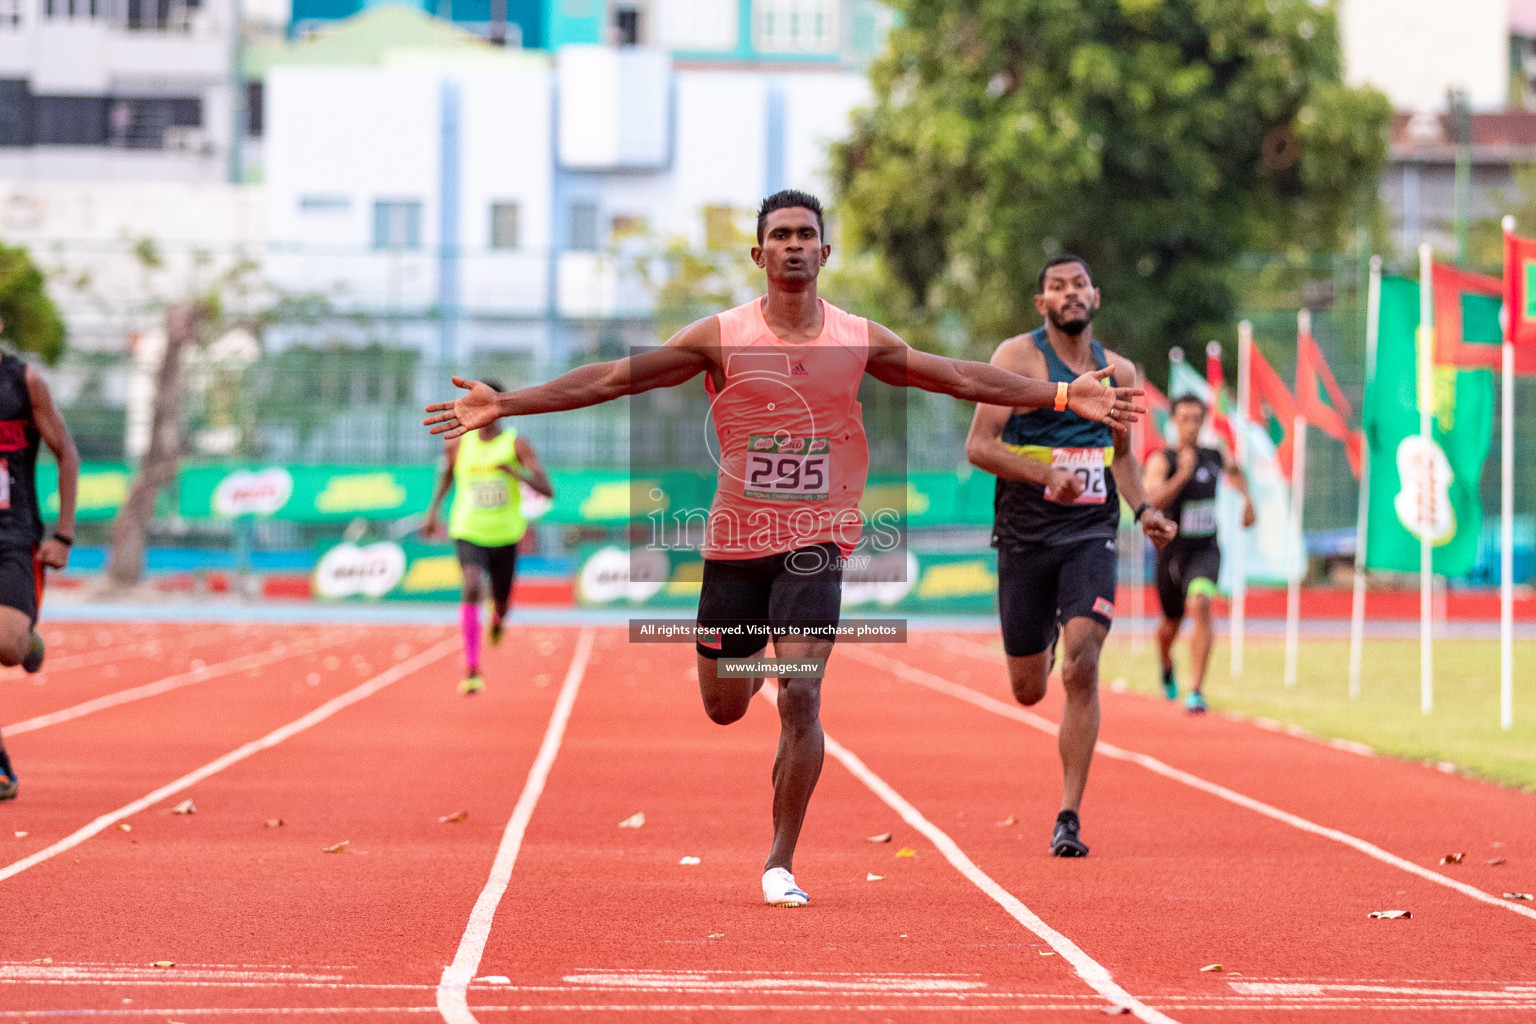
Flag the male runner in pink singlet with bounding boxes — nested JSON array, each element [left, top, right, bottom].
[[425, 191, 1145, 907]]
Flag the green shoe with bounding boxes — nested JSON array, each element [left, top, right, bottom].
[[488, 619, 504, 646], [458, 673, 485, 696], [1184, 691, 1208, 714], [1160, 665, 1177, 700], [21, 629, 43, 674]]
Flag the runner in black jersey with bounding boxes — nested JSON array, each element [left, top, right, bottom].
[[0, 324, 80, 801], [967, 255, 1176, 857], [1142, 394, 1254, 714]]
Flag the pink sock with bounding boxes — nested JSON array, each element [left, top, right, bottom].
[[461, 603, 481, 673]]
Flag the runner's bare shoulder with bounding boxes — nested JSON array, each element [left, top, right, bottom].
[[991, 333, 1048, 380], [1101, 348, 1138, 387]]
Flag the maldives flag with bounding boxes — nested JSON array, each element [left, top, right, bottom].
[[1296, 327, 1364, 479], [1247, 343, 1298, 481], [1432, 263, 1507, 369], [1204, 345, 1238, 450], [1504, 229, 1536, 353], [1134, 375, 1173, 465]]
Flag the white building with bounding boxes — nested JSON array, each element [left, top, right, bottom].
[[262, 40, 870, 362], [0, 0, 252, 183], [1339, 0, 1509, 112]]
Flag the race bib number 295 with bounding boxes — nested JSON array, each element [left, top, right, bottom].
[[744, 435, 830, 501]]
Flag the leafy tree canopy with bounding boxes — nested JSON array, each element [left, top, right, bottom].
[[0, 243, 65, 364], [832, 0, 1391, 369]]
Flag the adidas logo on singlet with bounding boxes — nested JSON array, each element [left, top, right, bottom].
[[791, 362, 808, 375]]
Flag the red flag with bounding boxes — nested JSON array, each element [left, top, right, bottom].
[[1504, 229, 1536, 351], [1433, 263, 1504, 368], [1295, 327, 1363, 478], [1247, 344, 1297, 481], [1203, 346, 1237, 450], [1134, 375, 1172, 465]]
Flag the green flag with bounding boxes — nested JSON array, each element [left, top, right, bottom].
[[1363, 276, 1494, 576]]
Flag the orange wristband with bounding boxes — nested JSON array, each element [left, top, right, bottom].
[[1054, 381, 1070, 412]]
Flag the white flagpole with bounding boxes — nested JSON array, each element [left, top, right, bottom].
[[1283, 309, 1310, 690], [1418, 242, 1435, 715], [1232, 321, 1252, 678], [1501, 216, 1516, 731], [1348, 257, 1382, 699]]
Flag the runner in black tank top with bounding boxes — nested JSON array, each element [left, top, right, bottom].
[[1143, 394, 1255, 715], [967, 255, 1176, 858], [0, 336, 82, 801]]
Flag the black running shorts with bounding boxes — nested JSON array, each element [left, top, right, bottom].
[[695, 542, 844, 660], [0, 545, 40, 624], [1155, 543, 1221, 622], [455, 539, 518, 607], [996, 539, 1118, 658]]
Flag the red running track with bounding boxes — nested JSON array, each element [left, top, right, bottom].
[[0, 623, 1532, 1021]]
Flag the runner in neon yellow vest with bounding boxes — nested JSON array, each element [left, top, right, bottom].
[[423, 380, 554, 695]]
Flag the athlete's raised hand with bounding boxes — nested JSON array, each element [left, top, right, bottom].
[[1067, 367, 1144, 429], [423, 377, 501, 438]]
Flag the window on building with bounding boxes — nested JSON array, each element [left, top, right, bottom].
[[489, 201, 520, 249], [106, 96, 201, 149], [246, 81, 263, 137], [0, 0, 22, 27], [753, 0, 838, 53], [569, 201, 599, 251], [655, 0, 737, 50], [0, 81, 31, 145], [613, 3, 640, 45], [299, 195, 350, 214], [703, 205, 738, 250], [35, 96, 108, 145], [373, 200, 423, 250]]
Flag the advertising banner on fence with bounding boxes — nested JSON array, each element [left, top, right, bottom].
[[312, 538, 464, 601], [39, 462, 130, 522]]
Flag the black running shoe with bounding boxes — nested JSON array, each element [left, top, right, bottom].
[[1050, 810, 1089, 857], [0, 775, 16, 801], [20, 629, 43, 674]]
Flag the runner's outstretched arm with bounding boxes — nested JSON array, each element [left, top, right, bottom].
[[423, 319, 718, 438], [27, 367, 77, 569], [507, 435, 555, 498], [1222, 448, 1257, 527], [863, 323, 1143, 429]]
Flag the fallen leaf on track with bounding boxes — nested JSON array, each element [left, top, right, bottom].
[[33, 958, 50, 964], [322, 841, 350, 854], [1102, 1007, 1132, 1016], [170, 800, 195, 815], [152, 961, 175, 968], [1368, 910, 1411, 919], [895, 847, 916, 858], [1440, 852, 1464, 864], [117, 823, 132, 832], [14, 831, 27, 838], [475, 976, 511, 985], [1503, 892, 1534, 901], [866, 832, 891, 843], [866, 873, 884, 882], [708, 933, 725, 939], [1038, 950, 1055, 956], [1487, 857, 1507, 866], [618, 812, 645, 829], [264, 819, 284, 829], [1200, 964, 1223, 972], [439, 811, 469, 824], [679, 856, 701, 865], [996, 815, 1018, 827]]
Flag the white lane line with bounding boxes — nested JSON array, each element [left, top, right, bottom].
[[436, 626, 597, 1024], [0, 637, 458, 884], [4, 631, 351, 736], [755, 684, 1179, 1024], [844, 646, 1536, 925]]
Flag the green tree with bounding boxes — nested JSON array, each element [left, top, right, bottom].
[[832, 0, 1391, 372], [0, 242, 65, 363]]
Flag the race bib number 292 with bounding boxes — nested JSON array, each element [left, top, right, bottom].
[[1048, 447, 1107, 505], [744, 435, 830, 501]]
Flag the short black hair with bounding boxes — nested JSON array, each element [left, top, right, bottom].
[[1171, 394, 1208, 416], [756, 190, 825, 244], [1036, 254, 1092, 292], [480, 377, 506, 393]]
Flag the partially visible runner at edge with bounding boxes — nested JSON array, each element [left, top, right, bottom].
[[966, 254, 1176, 858], [423, 378, 555, 695], [1142, 393, 1255, 714], [0, 315, 81, 802], [424, 191, 1145, 907]]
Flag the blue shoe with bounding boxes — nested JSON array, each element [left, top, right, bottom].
[[1160, 665, 1177, 700], [1184, 691, 1208, 714]]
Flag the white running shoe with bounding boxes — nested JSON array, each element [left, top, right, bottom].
[[762, 867, 809, 908]]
